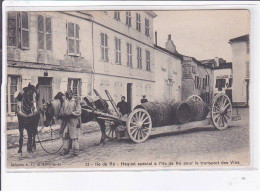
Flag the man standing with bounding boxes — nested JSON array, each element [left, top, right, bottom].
[[59, 89, 81, 157], [117, 96, 130, 116], [141, 95, 148, 104]]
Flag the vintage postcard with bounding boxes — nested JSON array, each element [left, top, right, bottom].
[[3, 8, 250, 170]]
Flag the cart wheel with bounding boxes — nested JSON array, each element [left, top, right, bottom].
[[211, 93, 232, 130], [127, 108, 152, 143], [105, 120, 117, 140], [187, 95, 203, 102]]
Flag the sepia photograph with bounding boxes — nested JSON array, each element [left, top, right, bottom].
[[3, 8, 250, 170]]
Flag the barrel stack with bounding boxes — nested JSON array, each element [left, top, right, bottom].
[[134, 99, 209, 127]]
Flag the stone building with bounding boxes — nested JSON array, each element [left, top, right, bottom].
[[181, 56, 213, 104], [229, 34, 250, 107], [6, 11, 93, 127]]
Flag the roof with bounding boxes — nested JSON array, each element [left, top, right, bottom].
[[145, 11, 157, 18], [154, 45, 183, 60], [213, 62, 232, 70], [229, 34, 249, 43], [181, 54, 213, 69]]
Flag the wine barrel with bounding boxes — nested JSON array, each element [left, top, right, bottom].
[[135, 101, 172, 127], [186, 99, 209, 121]]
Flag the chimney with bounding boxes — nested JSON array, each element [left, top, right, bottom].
[[165, 34, 176, 53], [215, 57, 219, 67], [155, 31, 157, 46]]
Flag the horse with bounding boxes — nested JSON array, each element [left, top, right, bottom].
[[42, 92, 112, 146], [15, 83, 40, 159]]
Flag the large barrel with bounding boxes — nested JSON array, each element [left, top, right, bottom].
[[135, 102, 172, 127], [186, 99, 209, 121], [168, 101, 193, 124]]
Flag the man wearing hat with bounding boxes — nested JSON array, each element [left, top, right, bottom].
[[59, 89, 82, 157]]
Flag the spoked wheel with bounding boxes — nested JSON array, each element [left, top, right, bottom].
[[187, 95, 203, 102], [104, 120, 117, 140], [211, 93, 232, 130], [127, 108, 152, 143], [37, 126, 63, 154]]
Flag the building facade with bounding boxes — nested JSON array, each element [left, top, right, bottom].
[[201, 58, 233, 102], [6, 10, 158, 127], [89, 11, 157, 110], [181, 56, 213, 104], [229, 34, 250, 107], [6, 11, 94, 126]]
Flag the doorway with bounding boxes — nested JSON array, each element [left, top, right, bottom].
[[38, 77, 52, 125], [127, 83, 132, 111]]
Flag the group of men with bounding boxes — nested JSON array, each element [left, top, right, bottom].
[[59, 90, 148, 158]]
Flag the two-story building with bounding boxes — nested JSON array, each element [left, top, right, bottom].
[[6, 10, 157, 127], [6, 11, 94, 127], [229, 34, 250, 107]]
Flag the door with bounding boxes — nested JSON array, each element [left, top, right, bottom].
[[38, 77, 52, 125], [127, 83, 132, 111]]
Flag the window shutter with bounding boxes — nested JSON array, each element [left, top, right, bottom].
[[38, 15, 44, 50], [45, 16, 52, 51], [7, 12, 17, 47]]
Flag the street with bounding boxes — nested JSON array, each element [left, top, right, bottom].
[[6, 108, 249, 169]]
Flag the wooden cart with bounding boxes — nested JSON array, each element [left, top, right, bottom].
[[82, 90, 239, 144]]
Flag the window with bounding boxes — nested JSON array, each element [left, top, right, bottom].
[[203, 78, 206, 89], [67, 79, 81, 97], [114, 11, 120, 21], [127, 43, 133, 67], [247, 41, 250, 54], [137, 47, 142, 69], [145, 18, 150, 36], [136, 13, 141, 32], [192, 66, 197, 74], [67, 22, 80, 55], [126, 11, 131, 27], [215, 79, 226, 91], [38, 15, 52, 51], [7, 12, 29, 48], [115, 37, 122, 64], [146, 50, 151, 71], [195, 76, 201, 90], [100, 33, 109, 62], [206, 75, 210, 86], [246, 62, 250, 78], [6, 75, 21, 113]]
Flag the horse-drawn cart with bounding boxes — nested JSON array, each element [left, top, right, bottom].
[[81, 90, 240, 143]]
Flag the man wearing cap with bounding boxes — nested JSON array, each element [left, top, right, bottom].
[[59, 89, 82, 157]]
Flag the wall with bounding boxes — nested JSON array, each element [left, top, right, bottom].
[[91, 11, 155, 110], [7, 11, 93, 71], [154, 48, 182, 102], [231, 41, 249, 105]]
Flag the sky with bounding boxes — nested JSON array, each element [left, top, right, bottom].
[[153, 10, 249, 62]]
